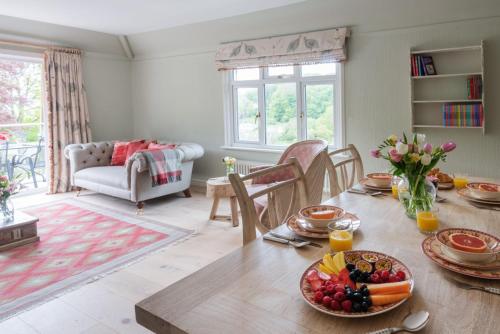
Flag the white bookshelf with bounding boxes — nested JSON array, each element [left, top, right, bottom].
[[410, 41, 485, 134]]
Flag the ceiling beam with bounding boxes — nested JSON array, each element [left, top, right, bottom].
[[118, 35, 134, 59]]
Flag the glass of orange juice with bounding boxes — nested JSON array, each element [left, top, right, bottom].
[[453, 174, 468, 189], [391, 176, 401, 199], [416, 207, 439, 234], [328, 221, 353, 252]]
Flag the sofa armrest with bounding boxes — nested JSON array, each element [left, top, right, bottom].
[[64, 142, 115, 181]]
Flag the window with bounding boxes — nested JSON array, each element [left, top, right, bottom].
[[0, 53, 46, 189], [224, 63, 343, 150]]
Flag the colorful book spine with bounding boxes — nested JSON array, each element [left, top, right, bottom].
[[442, 103, 483, 127], [467, 76, 482, 99]]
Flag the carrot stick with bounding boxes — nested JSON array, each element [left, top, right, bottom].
[[366, 281, 411, 295], [371, 292, 411, 306]]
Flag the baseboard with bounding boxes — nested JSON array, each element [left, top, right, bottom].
[[191, 177, 208, 193]]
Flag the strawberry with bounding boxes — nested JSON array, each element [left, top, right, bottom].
[[306, 269, 319, 282], [310, 279, 322, 291]]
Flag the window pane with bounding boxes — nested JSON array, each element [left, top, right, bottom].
[[268, 65, 294, 77], [302, 63, 336, 77], [265, 83, 297, 145], [236, 87, 259, 142], [305, 84, 334, 144], [234, 68, 259, 81]]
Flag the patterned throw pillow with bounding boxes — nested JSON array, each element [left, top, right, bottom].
[[125, 139, 148, 161], [148, 143, 177, 150], [110, 141, 129, 166]]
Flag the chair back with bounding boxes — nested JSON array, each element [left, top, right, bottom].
[[326, 144, 364, 197], [230, 158, 308, 245]]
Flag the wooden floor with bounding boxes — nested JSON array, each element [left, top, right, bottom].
[[1, 189, 242, 334]]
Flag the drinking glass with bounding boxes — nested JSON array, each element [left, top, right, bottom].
[[453, 173, 469, 189], [391, 176, 401, 199], [416, 207, 439, 234], [328, 220, 353, 252]]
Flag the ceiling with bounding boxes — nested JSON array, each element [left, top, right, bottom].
[[0, 0, 305, 35]]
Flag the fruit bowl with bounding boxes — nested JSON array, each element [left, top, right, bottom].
[[298, 205, 346, 229], [365, 173, 392, 188], [436, 228, 500, 263], [300, 250, 414, 318], [466, 182, 500, 201]]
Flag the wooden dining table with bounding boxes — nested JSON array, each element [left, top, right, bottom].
[[135, 185, 500, 333]]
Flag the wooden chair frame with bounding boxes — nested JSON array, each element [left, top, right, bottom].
[[326, 144, 364, 197], [229, 158, 308, 245]]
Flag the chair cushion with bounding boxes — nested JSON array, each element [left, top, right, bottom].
[[74, 166, 128, 189], [245, 184, 269, 217]]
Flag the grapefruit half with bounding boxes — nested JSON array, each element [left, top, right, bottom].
[[449, 233, 487, 253]]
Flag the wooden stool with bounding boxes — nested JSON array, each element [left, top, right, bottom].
[[206, 177, 240, 227]]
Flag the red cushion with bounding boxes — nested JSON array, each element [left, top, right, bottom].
[[111, 141, 129, 166], [148, 143, 177, 150], [125, 140, 147, 161]]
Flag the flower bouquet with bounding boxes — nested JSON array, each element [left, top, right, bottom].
[[370, 133, 456, 218], [0, 175, 18, 222], [222, 156, 237, 178]]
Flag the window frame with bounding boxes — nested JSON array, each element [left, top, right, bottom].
[[223, 63, 344, 152]]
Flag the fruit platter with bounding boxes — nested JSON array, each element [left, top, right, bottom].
[[300, 250, 414, 318]]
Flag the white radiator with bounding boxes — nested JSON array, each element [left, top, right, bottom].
[[234, 160, 267, 175]]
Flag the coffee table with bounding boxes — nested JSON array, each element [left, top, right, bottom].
[[0, 211, 39, 251]]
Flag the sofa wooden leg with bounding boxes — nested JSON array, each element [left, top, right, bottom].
[[136, 201, 145, 215], [183, 188, 192, 198], [75, 187, 82, 197]]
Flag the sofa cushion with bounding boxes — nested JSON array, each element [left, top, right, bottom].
[[111, 141, 129, 166], [74, 166, 128, 190]]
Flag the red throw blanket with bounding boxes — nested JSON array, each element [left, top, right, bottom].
[[138, 149, 182, 186]]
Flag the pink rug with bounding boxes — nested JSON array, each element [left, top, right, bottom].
[[0, 198, 192, 319]]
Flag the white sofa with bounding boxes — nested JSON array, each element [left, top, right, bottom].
[[64, 141, 204, 210]]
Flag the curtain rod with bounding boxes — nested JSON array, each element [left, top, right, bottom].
[[0, 39, 80, 53]]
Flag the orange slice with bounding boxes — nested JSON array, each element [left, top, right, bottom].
[[449, 233, 487, 253]]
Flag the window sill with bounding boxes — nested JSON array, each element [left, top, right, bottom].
[[220, 145, 284, 154]]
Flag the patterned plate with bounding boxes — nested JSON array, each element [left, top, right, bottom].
[[300, 250, 414, 318], [428, 236, 500, 270], [438, 182, 454, 190], [359, 178, 392, 191], [457, 188, 500, 205], [287, 214, 360, 239], [421, 236, 500, 280]]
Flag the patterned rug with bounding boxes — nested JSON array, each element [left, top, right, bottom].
[[0, 198, 193, 320]]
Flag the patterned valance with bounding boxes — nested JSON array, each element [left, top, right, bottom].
[[215, 27, 349, 71]]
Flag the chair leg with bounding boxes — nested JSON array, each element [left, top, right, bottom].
[[136, 201, 145, 215], [183, 188, 192, 198], [28, 158, 37, 188]]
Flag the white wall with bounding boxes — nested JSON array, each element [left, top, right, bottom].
[[130, 2, 500, 181]]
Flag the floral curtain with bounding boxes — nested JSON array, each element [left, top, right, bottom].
[[44, 48, 92, 193], [215, 27, 349, 70]]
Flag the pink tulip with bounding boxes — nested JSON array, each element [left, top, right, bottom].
[[370, 149, 381, 158], [423, 143, 432, 154], [441, 141, 456, 153], [389, 148, 402, 162]]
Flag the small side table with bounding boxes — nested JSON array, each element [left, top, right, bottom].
[[206, 177, 240, 227], [0, 211, 40, 251]]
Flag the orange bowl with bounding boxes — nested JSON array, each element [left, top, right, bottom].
[[366, 173, 392, 188], [466, 182, 500, 201], [299, 205, 346, 229]]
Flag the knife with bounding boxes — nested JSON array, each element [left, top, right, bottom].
[[269, 232, 323, 248], [444, 275, 500, 295]]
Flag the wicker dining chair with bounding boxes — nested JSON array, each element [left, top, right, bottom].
[[229, 158, 308, 245], [326, 144, 365, 197]]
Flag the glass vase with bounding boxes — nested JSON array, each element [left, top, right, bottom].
[[0, 197, 14, 223], [225, 164, 235, 180], [397, 176, 436, 219]]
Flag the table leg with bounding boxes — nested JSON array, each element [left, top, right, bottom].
[[230, 196, 239, 227], [209, 196, 220, 220]]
